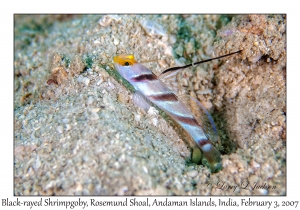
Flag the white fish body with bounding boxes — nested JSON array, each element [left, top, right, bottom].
[[113, 54, 222, 172]]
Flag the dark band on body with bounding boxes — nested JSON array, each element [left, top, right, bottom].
[[131, 73, 158, 82], [148, 92, 178, 102], [172, 114, 199, 127], [198, 139, 211, 147]]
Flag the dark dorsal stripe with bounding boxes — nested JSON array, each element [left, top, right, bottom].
[[148, 92, 178, 102], [131, 73, 158, 82], [198, 139, 211, 147], [172, 114, 199, 127]]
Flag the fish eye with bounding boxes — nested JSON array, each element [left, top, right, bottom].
[[124, 61, 130, 66]]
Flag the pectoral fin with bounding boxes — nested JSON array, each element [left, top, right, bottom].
[[132, 91, 151, 112]]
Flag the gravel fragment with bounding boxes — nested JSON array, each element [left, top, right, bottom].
[[186, 170, 198, 178], [56, 125, 63, 134], [82, 77, 90, 86]]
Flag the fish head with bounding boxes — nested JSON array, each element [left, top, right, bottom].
[[113, 54, 137, 80], [113, 54, 152, 81]]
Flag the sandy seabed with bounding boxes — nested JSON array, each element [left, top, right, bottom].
[[14, 14, 286, 195]]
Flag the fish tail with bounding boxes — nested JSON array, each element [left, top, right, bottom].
[[198, 139, 222, 172]]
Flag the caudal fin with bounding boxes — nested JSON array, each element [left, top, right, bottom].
[[201, 143, 222, 172]]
